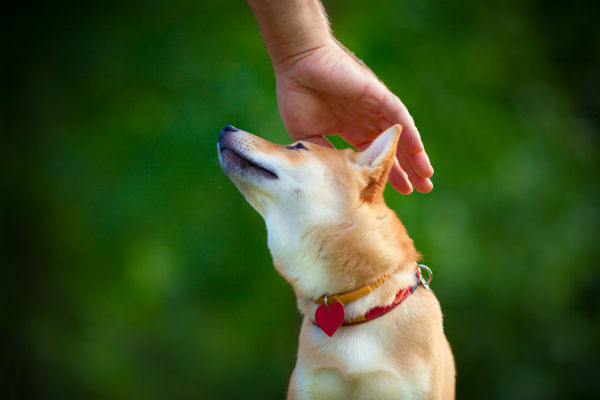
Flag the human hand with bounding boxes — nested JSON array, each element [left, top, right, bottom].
[[273, 40, 433, 194]]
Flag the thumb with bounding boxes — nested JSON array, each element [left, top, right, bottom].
[[302, 135, 336, 148]]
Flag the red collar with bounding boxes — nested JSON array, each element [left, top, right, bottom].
[[312, 265, 432, 336]]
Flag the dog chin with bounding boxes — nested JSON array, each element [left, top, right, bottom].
[[220, 148, 278, 181]]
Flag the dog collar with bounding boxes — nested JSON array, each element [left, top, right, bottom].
[[313, 264, 432, 336], [314, 270, 394, 307]]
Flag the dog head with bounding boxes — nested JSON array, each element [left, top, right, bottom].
[[218, 124, 415, 297], [218, 124, 401, 215]]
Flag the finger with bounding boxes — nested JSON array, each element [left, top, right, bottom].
[[303, 135, 336, 148], [380, 116, 432, 177], [381, 93, 435, 185], [381, 94, 424, 153], [378, 117, 393, 132], [414, 177, 434, 193], [343, 117, 383, 151], [399, 146, 434, 179], [397, 150, 433, 193], [354, 140, 372, 152], [388, 158, 413, 195]]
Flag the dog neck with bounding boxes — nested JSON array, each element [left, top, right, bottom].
[[266, 202, 420, 321]]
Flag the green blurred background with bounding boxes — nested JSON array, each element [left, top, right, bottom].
[[2, 0, 599, 398]]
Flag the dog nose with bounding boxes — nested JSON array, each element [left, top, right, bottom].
[[220, 125, 238, 140]]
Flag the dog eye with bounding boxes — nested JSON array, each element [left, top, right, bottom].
[[286, 142, 308, 151]]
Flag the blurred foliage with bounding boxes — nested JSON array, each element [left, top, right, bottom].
[[1, 0, 599, 399]]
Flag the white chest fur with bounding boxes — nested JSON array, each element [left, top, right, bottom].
[[292, 320, 431, 400]]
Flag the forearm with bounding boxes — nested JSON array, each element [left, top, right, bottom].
[[247, 0, 333, 70]]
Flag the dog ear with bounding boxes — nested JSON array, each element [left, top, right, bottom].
[[355, 124, 402, 202]]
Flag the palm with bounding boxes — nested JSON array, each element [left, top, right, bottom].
[[275, 43, 433, 194]]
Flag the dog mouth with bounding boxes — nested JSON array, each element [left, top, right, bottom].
[[219, 146, 278, 180]]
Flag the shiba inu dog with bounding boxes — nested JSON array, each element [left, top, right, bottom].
[[218, 124, 455, 399]]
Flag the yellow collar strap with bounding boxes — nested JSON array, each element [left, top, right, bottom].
[[314, 271, 393, 306]]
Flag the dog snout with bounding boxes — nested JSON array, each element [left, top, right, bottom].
[[220, 125, 239, 141]]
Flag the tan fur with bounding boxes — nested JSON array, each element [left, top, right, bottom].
[[218, 125, 455, 399]]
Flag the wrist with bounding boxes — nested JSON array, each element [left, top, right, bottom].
[[270, 35, 336, 74], [247, 0, 334, 71]]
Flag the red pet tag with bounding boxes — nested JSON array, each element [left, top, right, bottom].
[[315, 302, 345, 337]]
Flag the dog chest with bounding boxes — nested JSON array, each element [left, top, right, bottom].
[[293, 328, 431, 399], [293, 364, 430, 400]]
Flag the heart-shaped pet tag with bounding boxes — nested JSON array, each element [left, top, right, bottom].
[[315, 302, 346, 337]]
